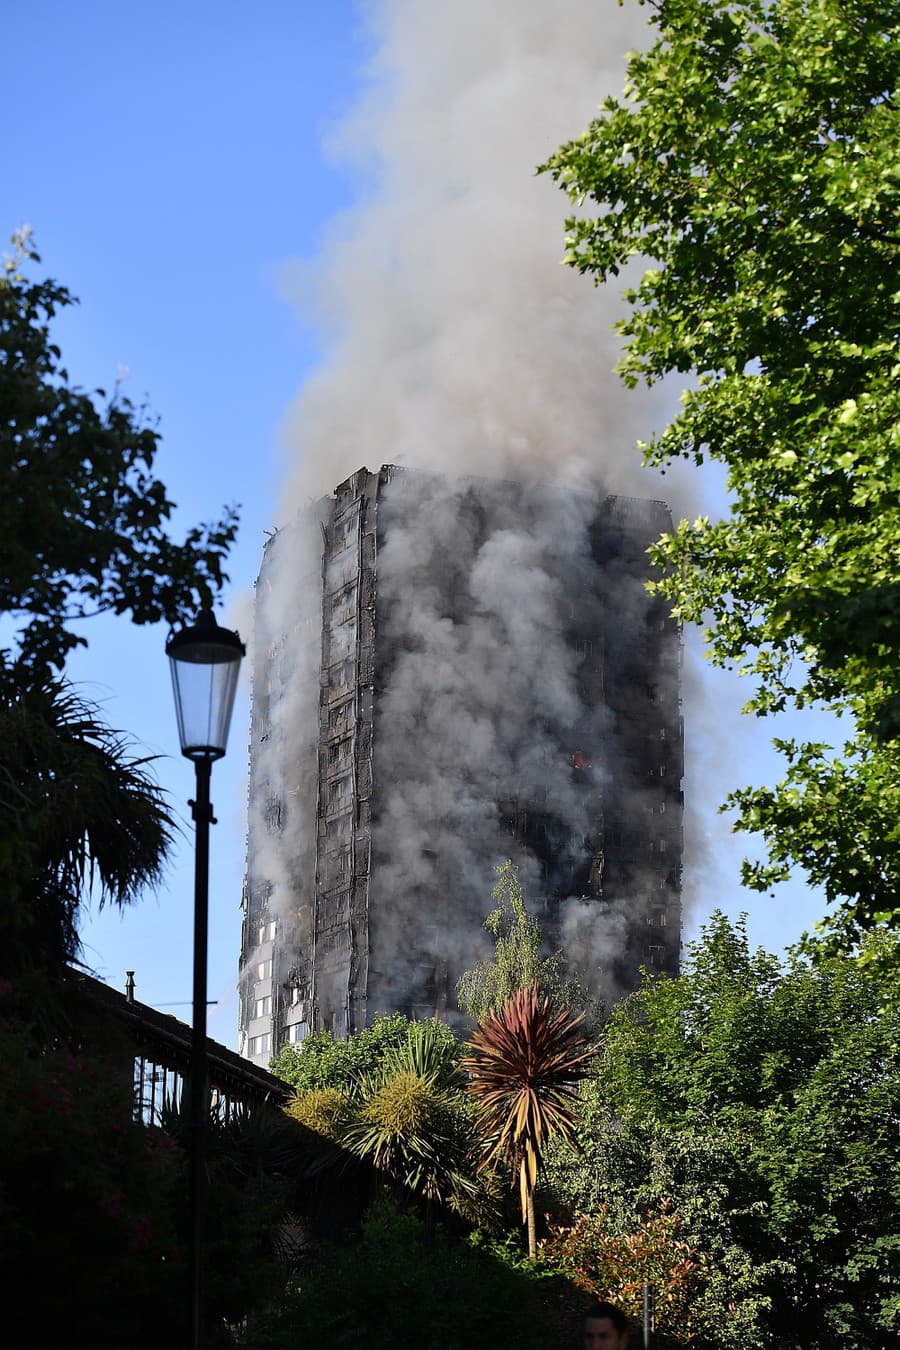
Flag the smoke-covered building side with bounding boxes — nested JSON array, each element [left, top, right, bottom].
[[239, 466, 682, 1063]]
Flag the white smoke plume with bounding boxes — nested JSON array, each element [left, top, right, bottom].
[[278, 0, 673, 502], [244, 0, 694, 1038]]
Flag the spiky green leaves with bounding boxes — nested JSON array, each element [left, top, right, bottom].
[[1, 680, 174, 974], [285, 1020, 482, 1214], [283, 1087, 351, 1141], [463, 984, 592, 1242]]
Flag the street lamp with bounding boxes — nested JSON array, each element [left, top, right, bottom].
[[166, 607, 245, 1350]]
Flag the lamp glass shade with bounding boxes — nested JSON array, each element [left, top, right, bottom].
[[166, 610, 245, 760]]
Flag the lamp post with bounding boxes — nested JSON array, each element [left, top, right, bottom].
[[166, 607, 245, 1350]]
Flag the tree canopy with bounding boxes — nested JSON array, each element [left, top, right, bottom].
[[456, 860, 588, 1023], [0, 229, 238, 688], [270, 1012, 461, 1093], [544, 914, 900, 1346], [0, 230, 239, 979], [541, 0, 900, 948]]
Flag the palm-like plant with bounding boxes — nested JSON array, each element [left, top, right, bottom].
[[462, 982, 592, 1256], [341, 1021, 481, 1222], [0, 680, 173, 979]]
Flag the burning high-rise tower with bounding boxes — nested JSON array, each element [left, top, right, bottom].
[[239, 465, 682, 1064]]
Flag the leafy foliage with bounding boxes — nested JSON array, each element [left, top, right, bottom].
[[341, 1021, 480, 1214], [541, 0, 900, 946], [270, 1010, 461, 1093], [457, 860, 588, 1023], [463, 984, 592, 1256], [543, 1111, 788, 1349], [541, 1205, 706, 1346], [280, 1020, 483, 1220], [161, 1096, 325, 1331], [246, 1194, 577, 1350], [0, 681, 173, 979], [0, 977, 334, 1348], [0, 230, 241, 984], [0, 228, 238, 687], [0, 990, 185, 1346], [544, 915, 900, 1347], [282, 1086, 351, 1141]]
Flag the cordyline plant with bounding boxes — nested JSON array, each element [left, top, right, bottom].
[[462, 983, 593, 1257]]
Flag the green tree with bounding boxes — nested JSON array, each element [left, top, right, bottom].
[[541, 0, 900, 949], [544, 1121, 782, 1350], [545, 915, 900, 1347], [463, 984, 592, 1258], [1, 228, 238, 688], [456, 860, 588, 1023], [0, 233, 247, 1341], [0, 230, 241, 980]]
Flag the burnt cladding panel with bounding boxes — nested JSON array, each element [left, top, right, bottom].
[[312, 469, 380, 1036], [592, 496, 682, 982]]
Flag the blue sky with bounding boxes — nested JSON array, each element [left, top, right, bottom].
[[4, 1, 830, 1050]]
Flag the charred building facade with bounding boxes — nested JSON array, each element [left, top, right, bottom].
[[239, 466, 682, 1064]]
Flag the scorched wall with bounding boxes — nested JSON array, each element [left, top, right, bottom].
[[239, 465, 682, 1063]]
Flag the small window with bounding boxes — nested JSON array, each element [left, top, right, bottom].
[[286, 1022, 308, 1045], [258, 920, 276, 945], [254, 996, 271, 1019], [249, 1033, 271, 1056], [256, 959, 272, 981]]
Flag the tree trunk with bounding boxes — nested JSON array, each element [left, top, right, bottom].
[[526, 1185, 536, 1259]]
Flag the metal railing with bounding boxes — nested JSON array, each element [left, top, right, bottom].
[[71, 970, 291, 1126]]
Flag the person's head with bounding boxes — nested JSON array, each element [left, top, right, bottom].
[[582, 1302, 629, 1350]]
